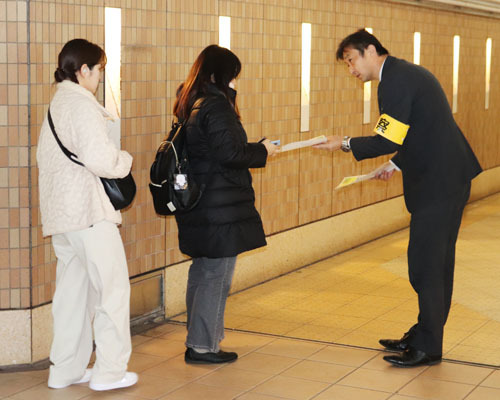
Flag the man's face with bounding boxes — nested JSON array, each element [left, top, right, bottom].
[[342, 46, 376, 82]]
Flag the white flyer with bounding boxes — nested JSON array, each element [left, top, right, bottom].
[[280, 135, 327, 152]]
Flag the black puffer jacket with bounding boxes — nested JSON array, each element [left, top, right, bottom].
[[175, 84, 268, 258]]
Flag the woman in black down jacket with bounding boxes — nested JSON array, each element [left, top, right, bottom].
[[173, 45, 279, 364]]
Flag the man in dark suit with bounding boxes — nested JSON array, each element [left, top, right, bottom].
[[315, 29, 482, 367]]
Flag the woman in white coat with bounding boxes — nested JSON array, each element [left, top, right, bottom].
[[37, 39, 137, 391]]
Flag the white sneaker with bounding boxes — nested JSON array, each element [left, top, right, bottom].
[[89, 372, 138, 391], [48, 368, 92, 389]]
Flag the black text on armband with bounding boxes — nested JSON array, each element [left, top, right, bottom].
[[375, 117, 390, 134], [372, 114, 409, 145]]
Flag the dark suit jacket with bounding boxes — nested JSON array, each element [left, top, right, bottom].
[[350, 56, 482, 213]]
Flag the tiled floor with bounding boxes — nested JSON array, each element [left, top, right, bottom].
[[1, 193, 500, 399], [1, 324, 500, 399]]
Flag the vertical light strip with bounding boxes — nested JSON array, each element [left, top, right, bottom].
[[104, 7, 121, 148], [219, 16, 231, 50], [300, 23, 312, 132], [452, 35, 460, 114], [485, 38, 492, 110], [363, 27, 373, 124], [414, 32, 421, 65], [104, 7, 121, 120]]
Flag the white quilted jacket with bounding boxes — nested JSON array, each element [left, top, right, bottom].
[[37, 80, 133, 237]]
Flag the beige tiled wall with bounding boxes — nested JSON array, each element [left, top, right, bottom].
[[0, 0, 499, 312], [119, 2, 169, 276], [298, 0, 335, 225], [259, 0, 302, 233], [0, 0, 30, 309]]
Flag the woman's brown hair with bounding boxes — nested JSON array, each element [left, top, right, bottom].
[[173, 45, 242, 121]]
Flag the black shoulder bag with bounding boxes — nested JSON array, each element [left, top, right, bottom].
[[47, 109, 136, 210]]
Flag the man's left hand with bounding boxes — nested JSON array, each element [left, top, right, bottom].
[[373, 161, 397, 181]]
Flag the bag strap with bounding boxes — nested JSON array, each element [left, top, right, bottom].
[[172, 97, 204, 131], [161, 97, 205, 167], [47, 109, 85, 167]]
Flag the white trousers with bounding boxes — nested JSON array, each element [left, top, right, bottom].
[[48, 220, 132, 387]]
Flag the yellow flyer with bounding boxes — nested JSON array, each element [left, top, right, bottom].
[[335, 175, 366, 189], [335, 161, 397, 190]]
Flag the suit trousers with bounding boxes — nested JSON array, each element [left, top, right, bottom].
[[185, 256, 237, 352], [406, 183, 471, 356], [48, 221, 132, 387]]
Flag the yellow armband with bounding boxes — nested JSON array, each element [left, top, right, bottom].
[[373, 114, 409, 145]]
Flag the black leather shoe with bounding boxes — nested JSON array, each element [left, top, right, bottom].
[[383, 347, 442, 368], [184, 348, 238, 364], [379, 331, 411, 352]]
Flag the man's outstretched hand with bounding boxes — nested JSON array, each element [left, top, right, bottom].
[[313, 135, 342, 151]]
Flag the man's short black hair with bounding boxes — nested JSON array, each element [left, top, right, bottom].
[[336, 29, 389, 61]]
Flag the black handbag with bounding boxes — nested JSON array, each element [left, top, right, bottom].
[[47, 109, 136, 210], [98, 174, 136, 210]]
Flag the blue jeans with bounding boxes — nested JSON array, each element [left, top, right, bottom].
[[185, 256, 237, 352]]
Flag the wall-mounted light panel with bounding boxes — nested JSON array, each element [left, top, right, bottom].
[[414, 32, 421, 65], [452, 35, 460, 114], [104, 7, 121, 146], [485, 37, 492, 110], [219, 16, 231, 49], [363, 27, 373, 124], [300, 23, 312, 132]]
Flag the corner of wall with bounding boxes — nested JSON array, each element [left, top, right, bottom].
[[0, 310, 31, 366]]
